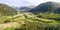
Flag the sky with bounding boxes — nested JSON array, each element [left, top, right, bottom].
[[0, 0, 60, 7]]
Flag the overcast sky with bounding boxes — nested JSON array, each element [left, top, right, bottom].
[[0, 0, 60, 7]]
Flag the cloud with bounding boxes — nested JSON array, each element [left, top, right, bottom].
[[24, 0, 60, 6], [0, 0, 60, 7]]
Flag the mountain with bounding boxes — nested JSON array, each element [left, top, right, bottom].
[[12, 6, 35, 12], [29, 2, 60, 14], [0, 3, 17, 16], [19, 6, 32, 12]]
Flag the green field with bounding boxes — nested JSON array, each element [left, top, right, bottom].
[[0, 12, 59, 30]]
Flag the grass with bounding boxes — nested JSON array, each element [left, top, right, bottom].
[[0, 13, 60, 30]]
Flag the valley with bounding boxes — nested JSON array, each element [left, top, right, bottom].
[[0, 1, 60, 30]]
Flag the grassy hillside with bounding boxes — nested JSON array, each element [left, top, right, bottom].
[[37, 13, 60, 21], [0, 12, 59, 30], [0, 3, 17, 16]]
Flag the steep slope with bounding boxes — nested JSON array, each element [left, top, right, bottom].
[[29, 2, 60, 14], [0, 3, 17, 16]]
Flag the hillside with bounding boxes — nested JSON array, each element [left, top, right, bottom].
[[29, 2, 60, 14], [1, 13, 59, 30], [0, 3, 17, 16]]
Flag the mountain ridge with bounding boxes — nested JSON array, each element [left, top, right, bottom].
[[29, 2, 60, 14], [0, 3, 17, 16]]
